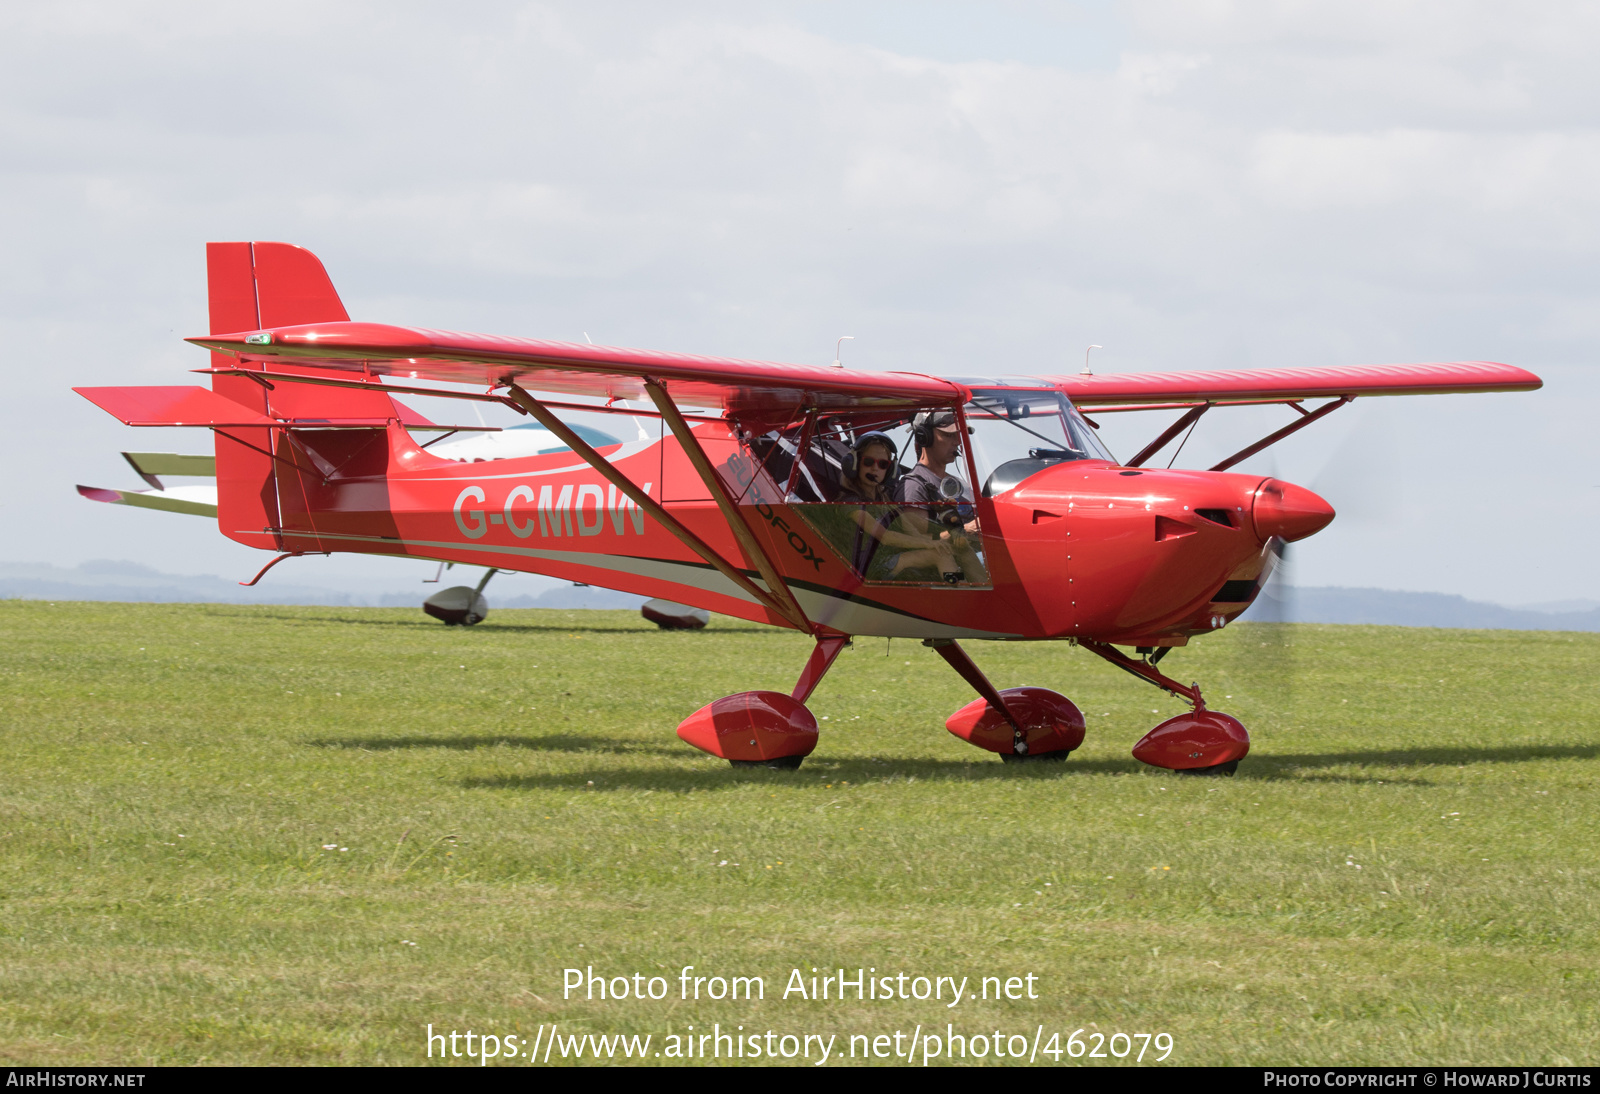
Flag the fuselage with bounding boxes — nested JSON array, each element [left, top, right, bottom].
[[239, 413, 1332, 645]]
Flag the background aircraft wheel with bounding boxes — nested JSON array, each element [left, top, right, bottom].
[[642, 599, 710, 629], [729, 755, 805, 770], [999, 750, 1072, 764], [423, 586, 489, 626]]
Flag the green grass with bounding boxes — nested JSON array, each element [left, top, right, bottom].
[[1, 600, 1597, 1066]]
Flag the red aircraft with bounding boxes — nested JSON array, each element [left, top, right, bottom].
[[75, 243, 1542, 774]]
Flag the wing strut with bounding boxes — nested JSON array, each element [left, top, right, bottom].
[[643, 379, 812, 633], [1126, 402, 1211, 468], [1210, 396, 1351, 472], [1080, 640, 1205, 709], [500, 383, 807, 631]]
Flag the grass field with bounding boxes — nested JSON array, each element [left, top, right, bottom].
[[1, 600, 1597, 1066]]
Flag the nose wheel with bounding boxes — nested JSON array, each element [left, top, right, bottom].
[[1081, 641, 1251, 774]]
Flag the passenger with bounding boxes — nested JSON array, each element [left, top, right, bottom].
[[834, 432, 897, 504], [894, 410, 987, 583], [836, 432, 965, 583]]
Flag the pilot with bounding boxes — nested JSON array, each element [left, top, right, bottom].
[[836, 432, 965, 583], [895, 410, 987, 583]]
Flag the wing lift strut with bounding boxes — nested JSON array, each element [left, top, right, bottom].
[[1117, 395, 1353, 471], [210, 366, 844, 706], [499, 379, 814, 635], [498, 379, 860, 771]]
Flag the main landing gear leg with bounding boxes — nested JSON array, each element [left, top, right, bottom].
[[1079, 641, 1250, 776], [926, 639, 1085, 763], [675, 634, 851, 770], [792, 635, 851, 704]]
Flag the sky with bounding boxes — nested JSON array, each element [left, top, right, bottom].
[[2, 1, 1595, 604]]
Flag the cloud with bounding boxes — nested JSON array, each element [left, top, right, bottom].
[[1, 0, 1595, 601]]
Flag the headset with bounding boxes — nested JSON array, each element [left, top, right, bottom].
[[911, 409, 967, 451], [842, 431, 898, 481]]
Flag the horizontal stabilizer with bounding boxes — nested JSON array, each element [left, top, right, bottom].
[[75, 386, 271, 427], [122, 452, 216, 489], [76, 386, 447, 430], [123, 451, 216, 476], [77, 483, 218, 518]]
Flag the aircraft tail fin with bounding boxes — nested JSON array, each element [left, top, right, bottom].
[[206, 241, 349, 335], [205, 242, 397, 551]]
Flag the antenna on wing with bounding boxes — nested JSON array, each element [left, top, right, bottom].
[[584, 332, 594, 345], [1081, 345, 1103, 376], [833, 335, 854, 369]]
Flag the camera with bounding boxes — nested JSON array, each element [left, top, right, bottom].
[[934, 475, 976, 528]]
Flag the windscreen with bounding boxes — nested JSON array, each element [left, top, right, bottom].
[[964, 390, 1114, 496]]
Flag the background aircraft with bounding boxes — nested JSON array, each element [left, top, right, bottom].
[[77, 422, 641, 625]]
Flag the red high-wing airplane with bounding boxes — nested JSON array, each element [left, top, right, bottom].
[[75, 243, 1542, 774]]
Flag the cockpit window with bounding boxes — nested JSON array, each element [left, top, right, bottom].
[[718, 408, 994, 587], [964, 390, 1114, 496], [426, 421, 622, 463]]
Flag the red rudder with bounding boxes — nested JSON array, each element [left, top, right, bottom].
[[207, 242, 279, 550]]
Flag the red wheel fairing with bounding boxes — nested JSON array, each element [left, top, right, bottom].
[[945, 687, 1085, 757], [1131, 711, 1250, 771], [676, 691, 819, 763]]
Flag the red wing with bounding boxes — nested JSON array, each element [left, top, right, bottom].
[[189, 323, 1541, 414], [188, 322, 962, 413], [1054, 362, 1541, 406]]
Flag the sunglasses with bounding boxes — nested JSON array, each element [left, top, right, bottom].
[[860, 456, 892, 471]]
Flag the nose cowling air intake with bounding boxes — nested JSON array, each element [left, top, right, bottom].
[[1251, 479, 1335, 543]]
